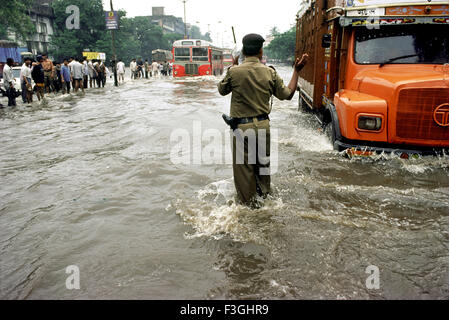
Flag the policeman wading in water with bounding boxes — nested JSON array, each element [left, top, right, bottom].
[[218, 33, 308, 206]]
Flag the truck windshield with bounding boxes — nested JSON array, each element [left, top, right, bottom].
[[354, 25, 449, 65]]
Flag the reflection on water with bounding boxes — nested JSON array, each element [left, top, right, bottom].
[[0, 67, 448, 300]]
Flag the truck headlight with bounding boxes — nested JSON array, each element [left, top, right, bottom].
[[358, 116, 382, 131]]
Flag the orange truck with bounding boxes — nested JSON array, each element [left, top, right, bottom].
[[295, 0, 449, 156]]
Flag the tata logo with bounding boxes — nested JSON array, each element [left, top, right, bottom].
[[444, 64, 449, 87], [434, 104, 449, 127]]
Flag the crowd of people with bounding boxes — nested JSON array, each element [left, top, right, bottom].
[[2, 54, 175, 107], [128, 58, 173, 81], [1, 54, 111, 107]]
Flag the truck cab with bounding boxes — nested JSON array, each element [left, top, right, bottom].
[[295, 0, 449, 156]]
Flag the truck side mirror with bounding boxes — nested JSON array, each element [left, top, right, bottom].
[[322, 34, 332, 48]]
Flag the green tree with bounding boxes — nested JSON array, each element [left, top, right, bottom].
[[270, 27, 280, 36], [51, 0, 108, 59], [203, 32, 212, 42], [0, 0, 35, 41], [162, 33, 183, 50], [265, 27, 296, 62]]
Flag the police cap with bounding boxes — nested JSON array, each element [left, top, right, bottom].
[[242, 33, 265, 56]]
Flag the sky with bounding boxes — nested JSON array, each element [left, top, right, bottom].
[[103, 0, 302, 48]]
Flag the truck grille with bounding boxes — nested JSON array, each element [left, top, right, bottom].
[[396, 88, 449, 140], [185, 64, 199, 75]]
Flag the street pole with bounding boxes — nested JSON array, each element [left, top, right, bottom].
[[182, 0, 188, 39], [110, 0, 118, 87]]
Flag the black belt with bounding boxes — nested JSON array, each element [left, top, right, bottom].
[[234, 114, 270, 126]]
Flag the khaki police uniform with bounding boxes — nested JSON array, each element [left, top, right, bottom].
[[218, 56, 292, 205]]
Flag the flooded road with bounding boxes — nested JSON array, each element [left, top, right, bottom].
[[1, 66, 449, 300]]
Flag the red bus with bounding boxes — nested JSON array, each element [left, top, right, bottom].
[[223, 49, 233, 67], [172, 39, 224, 77]]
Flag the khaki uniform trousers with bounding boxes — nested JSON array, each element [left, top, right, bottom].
[[232, 118, 271, 205]]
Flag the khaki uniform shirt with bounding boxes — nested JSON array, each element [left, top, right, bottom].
[[218, 56, 292, 118]]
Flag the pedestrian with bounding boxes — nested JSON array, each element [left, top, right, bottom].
[[94, 60, 106, 88], [53, 61, 62, 93], [68, 57, 76, 89], [104, 63, 110, 84], [163, 61, 168, 76], [42, 53, 55, 94], [3, 58, 17, 106], [20, 57, 33, 104], [130, 59, 137, 79], [144, 59, 149, 79], [158, 63, 163, 77], [117, 59, 125, 83], [137, 58, 144, 78], [89, 59, 98, 88], [169, 61, 173, 76], [71, 57, 84, 93], [99, 61, 106, 87], [31, 56, 45, 101], [152, 60, 159, 78], [61, 58, 72, 94], [82, 57, 89, 89], [218, 33, 308, 206]]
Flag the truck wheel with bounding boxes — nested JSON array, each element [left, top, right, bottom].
[[324, 120, 337, 150]]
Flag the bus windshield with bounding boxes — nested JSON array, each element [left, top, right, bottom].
[[354, 25, 449, 65], [175, 48, 190, 61], [192, 47, 208, 62]]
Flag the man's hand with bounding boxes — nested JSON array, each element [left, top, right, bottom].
[[294, 53, 309, 72], [232, 55, 240, 67]]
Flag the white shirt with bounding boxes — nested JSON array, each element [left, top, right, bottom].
[[3, 64, 14, 89], [68, 60, 76, 72], [20, 63, 32, 83], [71, 61, 84, 79], [130, 61, 137, 72], [117, 61, 125, 73], [152, 62, 159, 72], [83, 61, 89, 76]]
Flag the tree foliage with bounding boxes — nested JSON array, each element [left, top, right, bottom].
[[0, 0, 35, 41], [265, 27, 296, 62], [51, 0, 107, 59]]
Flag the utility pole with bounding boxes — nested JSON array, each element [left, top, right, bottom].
[[110, 0, 118, 87], [182, 0, 188, 39]]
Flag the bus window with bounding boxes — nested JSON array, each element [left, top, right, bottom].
[[182, 41, 194, 46], [211, 50, 223, 61], [175, 48, 191, 61], [192, 47, 208, 62]]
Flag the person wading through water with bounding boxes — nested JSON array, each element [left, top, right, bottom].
[[218, 33, 308, 206]]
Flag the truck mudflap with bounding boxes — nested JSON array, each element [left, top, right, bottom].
[[335, 140, 448, 158]]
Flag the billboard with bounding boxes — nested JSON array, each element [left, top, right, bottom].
[[105, 11, 119, 30], [82, 52, 106, 61]]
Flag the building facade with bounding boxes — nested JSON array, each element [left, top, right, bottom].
[[7, 0, 55, 56], [149, 7, 186, 36]]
